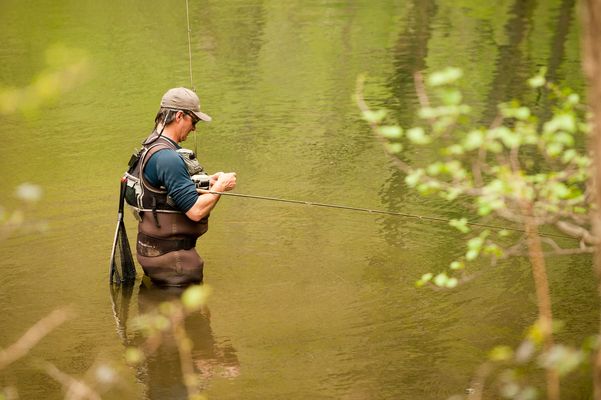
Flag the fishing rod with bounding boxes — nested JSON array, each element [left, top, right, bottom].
[[197, 189, 575, 240]]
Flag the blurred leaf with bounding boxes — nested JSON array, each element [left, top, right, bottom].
[[539, 345, 585, 376], [528, 75, 546, 88], [445, 277, 458, 288], [405, 169, 424, 187], [489, 345, 513, 361], [181, 285, 211, 312], [379, 125, 403, 139], [449, 261, 464, 270], [440, 88, 462, 105], [449, 218, 470, 233], [0, 44, 89, 116], [15, 183, 43, 203], [463, 130, 484, 151], [362, 109, 387, 123], [415, 272, 433, 287], [407, 127, 431, 145], [385, 143, 403, 154], [433, 272, 448, 287], [528, 67, 547, 88], [428, 67, 463, 87]]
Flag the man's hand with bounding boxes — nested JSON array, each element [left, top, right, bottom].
[[215, 172, 236, 192], [209, 172, 224, 187], [188, 172, 237, 222]]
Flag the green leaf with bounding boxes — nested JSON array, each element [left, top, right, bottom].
[[440, 88, 462, 105], [362, 109, 387, 123], [467, 235, 485, 251], [407, 127, 431, 145], [445, 277, 458, 288], [528, 75, 546, 88], [492, 126, 520, 148], [385, 143, 403, 154], [421, 272, 433, 282], [514, 107, 531, 120], [528, 67, 547, 88], [489, 345, 513, 361], [498, 229, 511, 237], [539, 345, 585, 376], [449, 218, 470, 233], [547, 142, 563, 157], [561, 149, 577, 163], [433, 272, 448, 287], [415, 272, 433, 287], [463, 130, 484, 151], [379, 125, 403, 139], [125, 347, 145, 365], [417, 181, 441, 195], [426, 162, 443, 176], [444, 144, 464, 155], [182, 285, 211, 312], [483, 243, 503, 257], [405, 169, 424, 187], [549, 182, 570, 199], [544, 113, 577, 134], [449, 260, 464, 270], [428, 67, 463, 87], [443, 187, 463, 201], [465, 249, 479, 261], [486, 140, 503, 153], [418, 107, 436, 119]]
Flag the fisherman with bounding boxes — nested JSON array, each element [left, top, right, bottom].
[[128, 87, 236, 286]]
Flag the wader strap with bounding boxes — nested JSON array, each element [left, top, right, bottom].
[[137, 232, 197, 257], [151, 197, 161, 228]]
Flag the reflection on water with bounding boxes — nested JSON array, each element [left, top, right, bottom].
[[110, 281, 240, 400], [0, 0, 594, 398]]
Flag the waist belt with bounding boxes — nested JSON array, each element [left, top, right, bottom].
[[137, 232, 197, 257]]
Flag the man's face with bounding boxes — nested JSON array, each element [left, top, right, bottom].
[[177, 110, 200, 142]]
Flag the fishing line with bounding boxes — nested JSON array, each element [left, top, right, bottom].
[[198, 189, 575, 241], [184, 0, 199, 155], [185, 0, 194, 91]]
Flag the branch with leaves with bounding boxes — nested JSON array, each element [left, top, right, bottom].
[[357, 68, 594, 288]]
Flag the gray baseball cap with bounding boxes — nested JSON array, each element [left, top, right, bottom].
[[160, 87, 212, 122]]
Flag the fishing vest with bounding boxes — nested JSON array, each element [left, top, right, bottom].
[[124, 134, 209, 256]]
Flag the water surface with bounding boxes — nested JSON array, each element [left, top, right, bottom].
[[0, 0, 594, 399]]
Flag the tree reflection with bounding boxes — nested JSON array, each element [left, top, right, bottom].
[[110, 280, 240, 400]]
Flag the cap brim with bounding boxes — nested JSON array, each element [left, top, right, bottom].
[[193, 110, 212, 122]]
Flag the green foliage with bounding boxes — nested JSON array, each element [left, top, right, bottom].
[[358, 68, 594, 396], [0, 44, 88, 116], [361, 68, 591, 285], [484, 320, 595, 399]]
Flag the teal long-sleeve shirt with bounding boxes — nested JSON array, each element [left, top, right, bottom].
[[143, 141, 199, 213]]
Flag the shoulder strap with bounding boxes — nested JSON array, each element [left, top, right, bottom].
[[140, 141, 177, 193]]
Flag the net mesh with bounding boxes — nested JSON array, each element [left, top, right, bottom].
[[110, 180, 137, 285], [111, 218, 136, 284]]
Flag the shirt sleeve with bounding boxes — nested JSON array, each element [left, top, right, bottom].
[[144, 149, 199, 213]]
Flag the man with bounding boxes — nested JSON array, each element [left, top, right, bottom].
[[130, 87, 236, 286]]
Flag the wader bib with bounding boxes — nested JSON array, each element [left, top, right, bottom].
[[127, 135, 208, 286]]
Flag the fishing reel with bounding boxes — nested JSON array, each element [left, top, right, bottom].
[[191, 174, 210, 190]]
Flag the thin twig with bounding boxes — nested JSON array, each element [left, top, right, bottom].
[[0, 308, 72, 370], [43, 362, 101, 400]]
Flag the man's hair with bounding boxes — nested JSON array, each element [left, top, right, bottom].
[[154, 107, 179, 127]]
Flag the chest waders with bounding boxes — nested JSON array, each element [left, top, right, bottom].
[[125, 135, 208, 286]]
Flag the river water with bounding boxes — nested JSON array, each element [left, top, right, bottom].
[[0, 0, 596, 399]]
